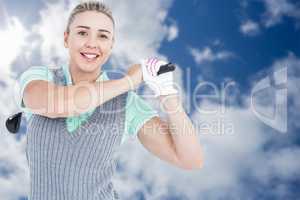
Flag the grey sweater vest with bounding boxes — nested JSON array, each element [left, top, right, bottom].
[[25, 67, 128, 200]]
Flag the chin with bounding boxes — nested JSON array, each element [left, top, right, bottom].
[[75, 61, 96, 71], [80, 65, 100, 73]]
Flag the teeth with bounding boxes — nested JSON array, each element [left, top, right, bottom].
[[82, 53, 97, 59]]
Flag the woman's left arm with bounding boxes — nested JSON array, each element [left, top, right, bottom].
[[137, 94, 203, 170]]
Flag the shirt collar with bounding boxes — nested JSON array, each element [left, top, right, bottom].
[[62, 65, 107, 85]]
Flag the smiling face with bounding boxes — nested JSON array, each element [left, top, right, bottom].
[[64, 11, 114, 74]]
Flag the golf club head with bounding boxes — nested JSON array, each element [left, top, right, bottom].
[[157, 62, 176, 76], [5, 112, 22, 134]]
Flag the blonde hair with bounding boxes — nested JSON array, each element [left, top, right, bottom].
[[66, 1, 115, 33]]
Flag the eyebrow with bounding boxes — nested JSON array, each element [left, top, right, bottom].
[[75, 25, 111, 34]]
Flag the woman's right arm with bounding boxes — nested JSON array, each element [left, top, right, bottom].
[[22, 64, 142, 118]]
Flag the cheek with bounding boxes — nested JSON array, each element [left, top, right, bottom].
[[102, 42, 113, 54], [69, 37, 84, 49]]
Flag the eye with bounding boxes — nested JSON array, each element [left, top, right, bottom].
[[78, 31, 87, 36], [99, 34, 109, 39]]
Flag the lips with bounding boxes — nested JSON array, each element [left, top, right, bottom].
[[80, 52, 100, 61]]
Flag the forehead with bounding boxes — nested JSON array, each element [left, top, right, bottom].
[[70, 11, 114, 32]]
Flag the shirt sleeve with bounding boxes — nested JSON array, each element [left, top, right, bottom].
[[121, 91, 159, 144], [18, 66, 54, 115]]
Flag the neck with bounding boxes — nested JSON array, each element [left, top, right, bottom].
[[69, 64, 102, 84]]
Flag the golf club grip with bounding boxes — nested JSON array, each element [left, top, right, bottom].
[[157, 63, 176, 75]]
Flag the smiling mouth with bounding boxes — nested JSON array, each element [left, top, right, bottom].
[[80, 52, 100, 61]]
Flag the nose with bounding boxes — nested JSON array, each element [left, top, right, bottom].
[[85, 34, 98, 49]]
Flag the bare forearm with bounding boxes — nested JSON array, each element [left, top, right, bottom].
[[54, 77, 130, 118], [159, 95, 203, 168]]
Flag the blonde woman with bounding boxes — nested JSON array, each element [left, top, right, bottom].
[[16, 1, 203, 199]]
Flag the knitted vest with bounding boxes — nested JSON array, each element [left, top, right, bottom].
[[25, 67, 128, 200]]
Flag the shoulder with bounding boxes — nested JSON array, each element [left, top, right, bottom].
[[18, 66, 56, 117], [20, 65, 59, 75], [19, 65, 57, 84], [100, 70, 110, 81]]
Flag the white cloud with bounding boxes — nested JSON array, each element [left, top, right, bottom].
[[262, 0, 300, 27], [1, 0, 300, 199], [0, 0, 182, 199], [115, 53, 300, 199], [0, 3, 9, 28], [0, 79, 29, 199], [0, 132, 29, 200], [239, 0, 300, 35], [213, 39, 222, 46], [106, 0, 174, 67], [29, 0, 176, 68], [240, 20, 260, 36], [258, 147, 300, 181], [0, 16, 29, 85], [166, 23, 179, 41], [31, 2, 70, 66], [189, 46, 234, 65], [0, 12, 31, 200], [270, 52, 300, 130]]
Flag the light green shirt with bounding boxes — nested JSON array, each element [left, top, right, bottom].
[[19, 65, 159, 144]]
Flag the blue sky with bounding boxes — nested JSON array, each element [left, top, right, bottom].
[[0, 0, 300, 199], [162, 0, 300, 85]]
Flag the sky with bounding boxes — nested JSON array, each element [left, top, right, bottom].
[[0, 0, 300, 199]]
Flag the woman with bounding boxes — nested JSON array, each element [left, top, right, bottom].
[[17, 1, 203, 199]]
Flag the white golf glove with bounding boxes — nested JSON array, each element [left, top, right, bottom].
[[140, 58, 178, 97]]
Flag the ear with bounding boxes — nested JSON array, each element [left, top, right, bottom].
[[64, 32, 69, 48]]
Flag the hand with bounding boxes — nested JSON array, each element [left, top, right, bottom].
[[140, 58, 178, 97], [126, 63, 143, 90]]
